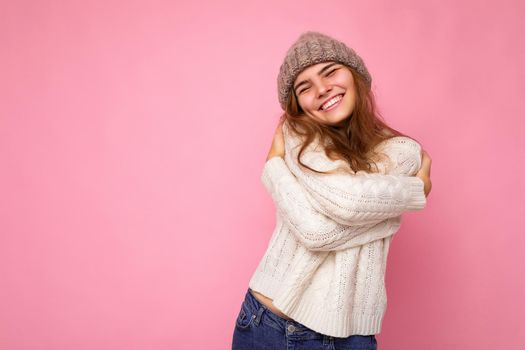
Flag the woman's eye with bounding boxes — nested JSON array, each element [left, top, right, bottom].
[[300, 87, 310, 94], [327, 69, 337, 76]]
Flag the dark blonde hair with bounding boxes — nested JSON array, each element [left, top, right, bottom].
[[282, 65, 418, 175]]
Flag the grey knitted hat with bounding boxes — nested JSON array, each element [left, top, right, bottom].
[[277, 31, 372, 110]]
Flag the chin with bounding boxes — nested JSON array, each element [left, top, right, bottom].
[[327, 112, 351, 124], [328, 113, 353, 126]]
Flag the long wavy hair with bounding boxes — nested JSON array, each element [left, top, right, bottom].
[[281, 65, 418, 175]]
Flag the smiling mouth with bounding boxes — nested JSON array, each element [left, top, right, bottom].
[[319, 94, 344, 111]]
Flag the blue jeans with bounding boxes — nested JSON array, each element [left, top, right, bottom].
[[232, 288, 378, 350]]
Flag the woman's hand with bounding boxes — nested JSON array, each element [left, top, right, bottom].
[[416, 149, 432, 197], [266, 119, 286, 161]]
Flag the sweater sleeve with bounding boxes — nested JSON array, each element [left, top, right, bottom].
[[282, 134, 426, 226], [262, 156, 404, 251], [376, 136, 423, 176]]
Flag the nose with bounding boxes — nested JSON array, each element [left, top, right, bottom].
[[316, 80, 332, 99]]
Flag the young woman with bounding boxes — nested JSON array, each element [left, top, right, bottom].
[[232, 31, 432, 350]]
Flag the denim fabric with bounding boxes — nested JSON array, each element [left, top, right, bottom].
[[232, 288, 378, 350]]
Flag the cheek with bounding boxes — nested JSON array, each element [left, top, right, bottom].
[[299, 96, 316, 112], [336, 76, 352, 87], [347, 90, 357, 105]]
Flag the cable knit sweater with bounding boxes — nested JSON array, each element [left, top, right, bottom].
[[248, 122, 427, 337]]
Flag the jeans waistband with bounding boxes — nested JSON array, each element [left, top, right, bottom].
[[245, 288, 325, 339], [242, 288, 379, 345]]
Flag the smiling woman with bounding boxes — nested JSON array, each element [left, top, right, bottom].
[[293, 62, 357, 126], [276, 32, 427, 176], [231, 31, 432, 350]]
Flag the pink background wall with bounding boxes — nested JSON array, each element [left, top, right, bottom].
[[1, 0, 524, 349]]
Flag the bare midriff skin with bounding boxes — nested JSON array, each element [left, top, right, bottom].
[[250, 289, 293, 320]]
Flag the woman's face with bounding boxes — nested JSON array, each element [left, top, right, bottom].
[[293, 61, 356, 125]]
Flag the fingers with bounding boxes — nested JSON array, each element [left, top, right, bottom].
[[276, 119, 286, 136], [421, 150, 432, 163], [420, 149, 432, 177]]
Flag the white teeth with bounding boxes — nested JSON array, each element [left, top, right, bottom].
[[321, 95, 343, 110]]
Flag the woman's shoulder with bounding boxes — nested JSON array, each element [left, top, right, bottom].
[[384, 136, 421, 148], [376, 129, 421, 151]]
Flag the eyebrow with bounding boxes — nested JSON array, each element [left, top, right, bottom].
[[293, 62, 339, 93]]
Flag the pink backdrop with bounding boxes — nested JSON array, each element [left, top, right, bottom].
[[1, 0, 524, 349]]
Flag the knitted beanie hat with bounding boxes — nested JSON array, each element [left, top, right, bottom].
[[277, 31, 372, 110]]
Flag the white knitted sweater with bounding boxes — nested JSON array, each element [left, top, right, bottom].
[[248, 122, 427, 337]]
